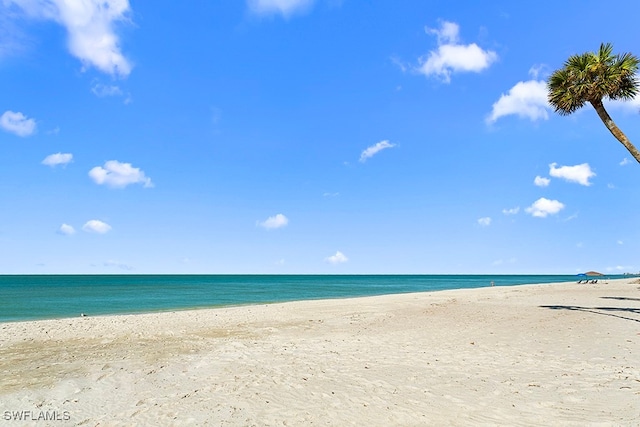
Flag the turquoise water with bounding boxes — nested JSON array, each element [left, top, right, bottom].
[[0, 274, 606, 322]]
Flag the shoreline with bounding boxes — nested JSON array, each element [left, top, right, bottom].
[[0, 278, 594, 325], [0, 274, 614, 324], [1, 278, 639, 425]]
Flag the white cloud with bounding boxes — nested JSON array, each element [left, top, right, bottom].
[[427, 20, 460, 44], [534, 175, 550, 187], [477, 217, 491, 226], [82, 219, 111, 234], [0, 110, 36, 136], [417, 21, 497, 83], [359, 140, 396, 162], [487, 80, 549, 124], [89, 160, 153, 188], [527, 64, 548, 80], [58, 223, 76, 235], [492, 257, 516, 266], [91, 83, 123, 97], [42, 152, 73, 167], [91, 83, 131, 104], [488, 72, 638, 124], [0, 12, 26, 60], [247, 0, 314, 17], [104, 259, 133, 270], [617, 240, 623, 245], [549, 163, 595, 186], [525, 197, 565, 218], [257, 213, 289, 230], [606, 265, 632, 272], [7, 0, 132, 76], [325, 251, 348, 264], [620, 158, 630, 166], [390, 56, 408, 73], [502, 206, 519, 215]]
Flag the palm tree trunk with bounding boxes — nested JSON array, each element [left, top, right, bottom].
[[590, 99, 640, 164]]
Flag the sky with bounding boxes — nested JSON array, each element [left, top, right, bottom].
[[1, 0, 639, 275]]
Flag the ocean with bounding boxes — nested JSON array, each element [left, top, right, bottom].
[[0, 274, 606, 322]]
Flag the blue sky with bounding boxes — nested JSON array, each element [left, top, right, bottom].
[[1, 0, 639, 274]]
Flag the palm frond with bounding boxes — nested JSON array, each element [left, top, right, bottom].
[[547, 68, 587, 114], [548, 43, 640, 107], [597, 43, 615, 65]]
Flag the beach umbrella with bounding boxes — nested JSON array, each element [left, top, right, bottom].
[[584, 271, 604, 276], [576, 273, 587, 283]]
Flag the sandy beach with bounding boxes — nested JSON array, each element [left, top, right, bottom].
[[1, 278, 639, 426]]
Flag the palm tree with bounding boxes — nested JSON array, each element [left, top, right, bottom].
[[548, 43, 640, 163]]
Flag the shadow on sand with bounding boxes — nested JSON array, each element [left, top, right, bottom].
[[540, 299, 640, 323], [600, 296, 640, 302]]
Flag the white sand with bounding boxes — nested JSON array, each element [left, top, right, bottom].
[[1, 278, 639, 426]]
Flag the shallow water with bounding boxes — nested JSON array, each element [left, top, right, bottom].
[[0, 274, 608, 322]]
